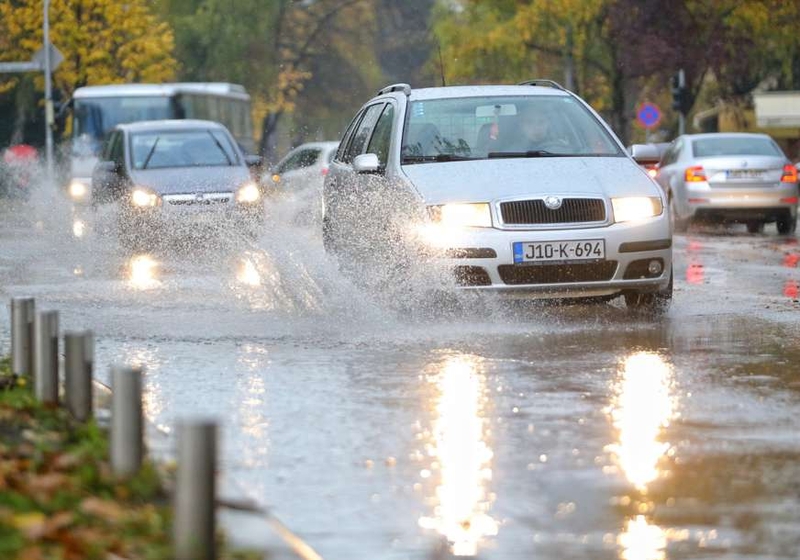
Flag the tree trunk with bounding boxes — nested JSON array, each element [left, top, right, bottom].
[[259, 111, 283, 166]]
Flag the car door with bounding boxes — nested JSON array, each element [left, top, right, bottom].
[[277, 148, 321, 190], [324, 102, 386, 252], [657, 138, 687, 217], [91, 130, 129, 203]]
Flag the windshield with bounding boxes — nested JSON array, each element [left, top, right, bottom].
[[130, 130, 239, 170], [73, 96, 174, 147], [401, 95, 623, 164], [692, 137, 783, 158]]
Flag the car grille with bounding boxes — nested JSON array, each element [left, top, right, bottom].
[[497, 261, 618, 285], [499, 198, 606, 225]]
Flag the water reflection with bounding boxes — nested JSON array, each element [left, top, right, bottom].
[[619, 516, 666, 560], [608, 352, 676, 560], [419, 355, 497, 556], [236, 256, 262, 287], [686, 262, 704, 285], [127, 254, 160, 290], [72, 218, 87, 238], [784, 280, 798, 299]]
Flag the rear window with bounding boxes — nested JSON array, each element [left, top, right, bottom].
[[692, 137, 782, 158]]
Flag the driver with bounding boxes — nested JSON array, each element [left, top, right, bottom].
[[502, 105, 562, 152]]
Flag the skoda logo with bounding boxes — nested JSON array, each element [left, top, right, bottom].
[[544, 196, 562, 210]]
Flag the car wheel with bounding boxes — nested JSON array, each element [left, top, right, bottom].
[[777, 216, 797, 235], [624, 270, 672, 316], [669, 196, 688, 233], [746, 221, 764, 234]]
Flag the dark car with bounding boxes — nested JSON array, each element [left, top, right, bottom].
[[91, 120, 263, 248]]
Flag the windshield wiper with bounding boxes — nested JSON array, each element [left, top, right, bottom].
[[402, 154, 475, 164], [207, 131, 233, 166], [488, 150, 570, 159], [142, 137, 160, 169]]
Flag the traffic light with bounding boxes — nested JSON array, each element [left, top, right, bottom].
[[671, 71, 691, 115]]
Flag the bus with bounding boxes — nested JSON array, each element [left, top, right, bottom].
[[64, 82, 255, 198]]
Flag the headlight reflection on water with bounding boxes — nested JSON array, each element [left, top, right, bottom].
[[609, 352, 675, 490], [608, 352, 676, 560], [419, 355, 497, 556]]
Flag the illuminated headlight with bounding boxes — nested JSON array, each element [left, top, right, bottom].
[[69, 180, 89, 200], [236, 182, 262, 203], [428, 203, 492, 228], [131, 188, 160, 207], [612, 197, 663, 223]]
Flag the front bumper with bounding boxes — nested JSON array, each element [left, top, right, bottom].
[[119, 200, 264, 237], [413, 214, 672, 298]]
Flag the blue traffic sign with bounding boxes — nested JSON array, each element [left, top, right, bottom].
[[636, 102, 662, 129]]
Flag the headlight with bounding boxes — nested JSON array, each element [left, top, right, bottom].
[[236, 182, 262, 203], [131, 188, 160, 207], [69, 180, 89, 201], [612, 197, 663, 223], [428, 203, 492, 228]]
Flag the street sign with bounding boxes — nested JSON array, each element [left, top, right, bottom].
[[33, 43, 64, 71], [636, 102, 662, 129], [0, 62, 41, 72]]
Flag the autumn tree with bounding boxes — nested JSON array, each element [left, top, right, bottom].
[[0, 0, 176, 145]]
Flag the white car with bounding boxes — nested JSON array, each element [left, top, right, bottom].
[[323, 81, 672, 313], [264, 141, 339, 193]]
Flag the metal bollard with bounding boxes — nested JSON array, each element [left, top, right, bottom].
[[34, 310, 59, 404], [11, 297, 35, 377], [64, 331, 94, 421], [174, 420, 217, 560], [110, 365, 143, 477]]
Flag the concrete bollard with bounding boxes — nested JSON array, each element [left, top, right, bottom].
[[110, 365, 143, 477], [64, 331, 94, 422], [34, 310, 59, 404], [11, 297, 35, 377], [174, 420, 217, 560]]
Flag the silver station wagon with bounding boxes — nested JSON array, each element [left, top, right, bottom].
[[322, 81, 673, 313]]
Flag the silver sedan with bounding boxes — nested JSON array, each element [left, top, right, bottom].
[[655, 132, 798, 234]]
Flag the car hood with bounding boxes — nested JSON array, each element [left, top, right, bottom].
[[401, 157, 661, 204], [130, 166, 251, 195]]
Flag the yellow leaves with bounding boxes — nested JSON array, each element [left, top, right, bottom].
[[0, 0, 176, 100], [80, 497, 125, 522]]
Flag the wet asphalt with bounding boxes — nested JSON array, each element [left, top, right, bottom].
[[0, 190, 799, 559]]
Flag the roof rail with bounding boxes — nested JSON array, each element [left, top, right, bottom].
[[377, 83, 411, 96], [517, 79, 567, 91]]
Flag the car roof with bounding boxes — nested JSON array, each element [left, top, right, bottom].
[[73, 83, 249, 101], [683, 132, 774, 142], [397, 84, 573, 102], [117, 119, 229, 133]]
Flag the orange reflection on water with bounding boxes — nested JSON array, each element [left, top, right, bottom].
[[609, 352, 675, 491], [128, 254, 160, 290], [784, 280, 798, 299], [419, 355, 497, 556], [686, 262, 704, 285]]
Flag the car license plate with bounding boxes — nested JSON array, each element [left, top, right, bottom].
[[726, 169, 764, 179], [513, 239, 605, 264]]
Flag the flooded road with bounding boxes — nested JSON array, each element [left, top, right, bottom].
[[1, 191, 799, 559]]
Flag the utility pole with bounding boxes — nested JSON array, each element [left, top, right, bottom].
[[43, 0, 54, 180]]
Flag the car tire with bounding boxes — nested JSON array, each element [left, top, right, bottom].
[[624, 270, 672, 316], [777, 216, 797, 236], [746, 221, 765, 234], [669, 196, 688, 233]]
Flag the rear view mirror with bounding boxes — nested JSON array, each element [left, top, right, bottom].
[[353, 153, 380, 174], [475, 104, 518, 118]]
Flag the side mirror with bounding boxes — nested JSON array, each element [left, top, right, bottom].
[[353, 153, 380, 174], [245, 154, 263, 169], [628, 144, 661, 166], [95, 160, 118, 173]]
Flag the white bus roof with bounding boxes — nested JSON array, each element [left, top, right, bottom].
[[73, 83, 249, 101]]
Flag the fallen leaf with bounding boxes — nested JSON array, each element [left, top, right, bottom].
[[80, 497, 125, 521], [12, 511, 47, 540]]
